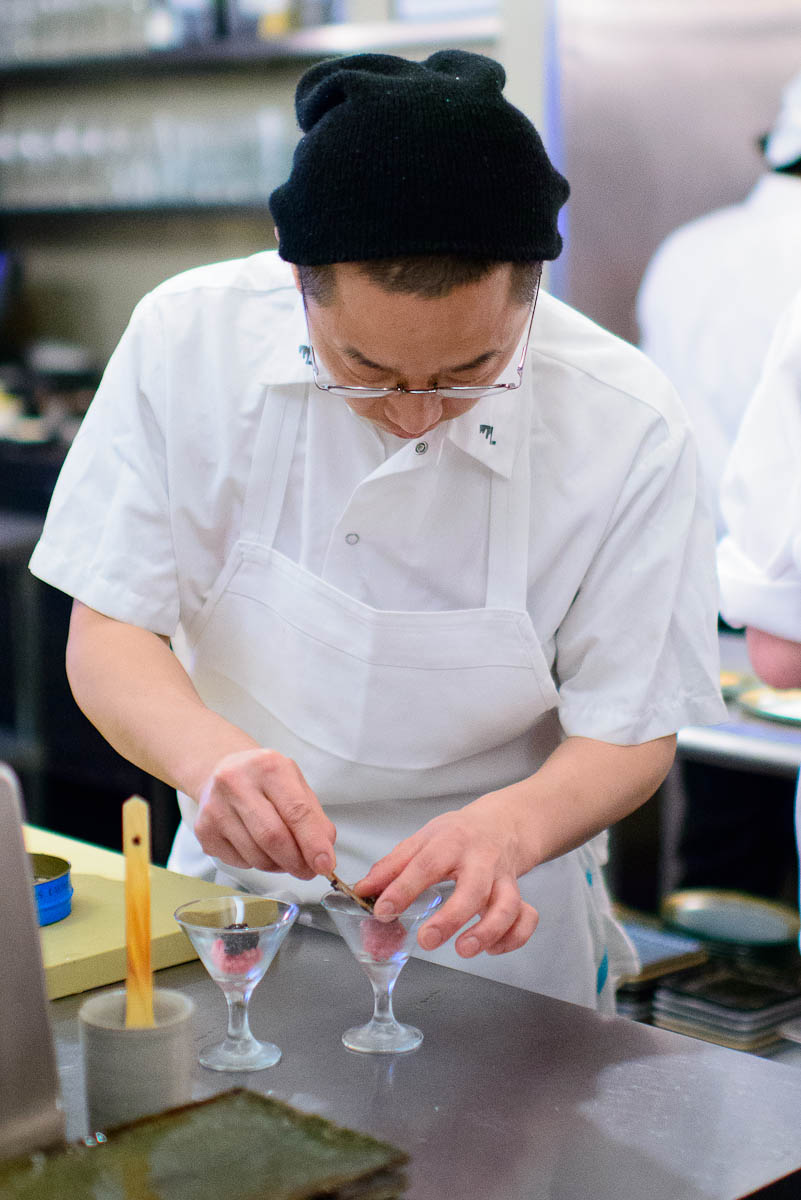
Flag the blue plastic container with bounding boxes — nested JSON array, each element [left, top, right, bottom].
[[30, 853, 73, 926]]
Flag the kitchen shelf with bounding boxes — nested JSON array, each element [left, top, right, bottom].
[[0, 16, 499, 83], [0, 199, 273, 221]]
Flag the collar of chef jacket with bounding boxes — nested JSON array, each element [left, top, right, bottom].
[[253, 283, 523, 481]]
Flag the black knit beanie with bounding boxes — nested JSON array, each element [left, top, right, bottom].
[[269, 49, 569, 265]]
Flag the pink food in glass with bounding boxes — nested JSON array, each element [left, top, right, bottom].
[[360, 917, 407, 961], [210, 938, 262, 976]]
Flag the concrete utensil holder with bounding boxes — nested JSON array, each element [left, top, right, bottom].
[[79, 987, 195, 1133]]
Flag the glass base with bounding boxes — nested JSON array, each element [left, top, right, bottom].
[[342, 1020, 423, 1054], [198, 1037, 282, 1072]]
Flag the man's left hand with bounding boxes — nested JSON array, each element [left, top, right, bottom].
[[355, 795, 538, 958]]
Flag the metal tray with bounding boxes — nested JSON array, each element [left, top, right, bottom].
[[0, 1088, 409, 1199], [661, 889, 801, 947]]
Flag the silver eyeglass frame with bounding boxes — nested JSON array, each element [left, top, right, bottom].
[[300, 270, 540, 402]]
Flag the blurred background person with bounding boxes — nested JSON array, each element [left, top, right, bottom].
[[637, 67, 801, 540], [717, 286, 801, 914], [633, 69, 801, 905]]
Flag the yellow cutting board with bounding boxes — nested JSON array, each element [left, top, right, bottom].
[[24, 825, 235, 1000]]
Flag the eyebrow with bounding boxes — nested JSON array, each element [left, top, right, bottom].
[[342, 346, 501, 374]]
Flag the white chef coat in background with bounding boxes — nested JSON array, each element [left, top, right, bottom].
[[717, 287, 801, 640], [29, 251, 726, 1001], [637, 173, 801, 538], [717, 286, 801, 943]]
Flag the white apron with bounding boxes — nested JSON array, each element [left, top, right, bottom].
[[169, 384, 636, 1010]]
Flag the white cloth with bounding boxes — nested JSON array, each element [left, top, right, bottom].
[[716, 287, 801, 948], [29, 251, 726, 1003], [167, 376, 633, 1009], [717, 287, 801, 641], [766, 68, 801, 170], [30, 251, 724, 745], [636, 173, 801, 538]]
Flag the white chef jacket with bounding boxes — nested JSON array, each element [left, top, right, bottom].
[[718, 286, 801, 642], [29, 250, 724, 750], [637, 172, 801, 538], [717, 286, 801, 944]]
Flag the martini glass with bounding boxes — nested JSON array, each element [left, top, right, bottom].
[[321, 886, 443, 1053], [174, 895, 298, 1071]]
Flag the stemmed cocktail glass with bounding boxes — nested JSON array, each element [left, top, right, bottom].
[[321, 886, 443, 1053], [174, 895, 298, 1071]]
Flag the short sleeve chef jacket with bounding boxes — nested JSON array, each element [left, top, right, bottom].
[[30, 252, 726, 745], [717, 287, 801, 641]]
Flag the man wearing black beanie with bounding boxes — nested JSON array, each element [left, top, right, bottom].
[[31, 49, 725, 1011]]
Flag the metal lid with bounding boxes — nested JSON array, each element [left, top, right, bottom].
[[661, 889, 800, 947]]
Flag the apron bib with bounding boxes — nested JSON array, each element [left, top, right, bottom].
[[169, 384, 636, 1010]]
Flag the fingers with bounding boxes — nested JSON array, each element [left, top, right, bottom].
[[356, 810, 539, 959], [194, 748, 336, 879], [456, 880, 539, 957], [355, 837, 423, 909], [484, 902, 539, 955], [257, 754, 337, 875], [198, 810, 286, 874], [420, 877, 537, 958]]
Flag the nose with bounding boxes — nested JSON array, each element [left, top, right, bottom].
[[383, 391, 443, 436]]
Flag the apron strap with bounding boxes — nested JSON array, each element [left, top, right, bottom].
[[486, 397, 533, 611], [240, 384, 305, 545]]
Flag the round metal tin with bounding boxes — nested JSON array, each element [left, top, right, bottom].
[[661, 889, 800, 948], [30, 853, 73, 926]]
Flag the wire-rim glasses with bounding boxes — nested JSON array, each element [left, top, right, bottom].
[[301, 270, 540, 403]]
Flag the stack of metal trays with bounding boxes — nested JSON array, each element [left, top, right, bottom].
[[615, 913, 708, 1022], [650, 890, 801, 1052]]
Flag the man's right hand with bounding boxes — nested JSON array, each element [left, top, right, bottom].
[[193, 748, 337, 880], [65, 603, 336, 882]]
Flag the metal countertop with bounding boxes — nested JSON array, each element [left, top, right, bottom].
[[49, 919, 801, 1200]]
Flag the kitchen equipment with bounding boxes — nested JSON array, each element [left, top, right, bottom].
[[30, 852, 72, 925], [122, 796, 154, 1027], [326, 869, 375, 913], [78, 796, 196, 1130], [78, 986, 195, 1133], [24, 825, 235, 1000], [321, 885, 443, 1053], [0, 1089, 409, 1199], [174, 895, 298, 1071], [0, 766, 65, 1162], [661, 888, 801, 948]]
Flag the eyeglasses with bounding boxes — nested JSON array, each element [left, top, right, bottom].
[[301, 272, 539, 403]]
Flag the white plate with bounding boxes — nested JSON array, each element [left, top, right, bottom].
[[737, 687, 801, 726]]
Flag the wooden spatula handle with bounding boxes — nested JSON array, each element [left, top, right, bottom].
[[123, 796, 154, 1028]]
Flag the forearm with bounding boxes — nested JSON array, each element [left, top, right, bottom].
[[66, 601, 259, 799], [746, 626, 801, 689], [490, 733, 676, 872]]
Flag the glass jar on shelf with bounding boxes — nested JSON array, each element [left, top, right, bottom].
[[222, 0, 336, 39]]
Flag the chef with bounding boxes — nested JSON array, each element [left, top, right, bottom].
[[717, 286, 801, 933], [29, 50, 726, 1012]]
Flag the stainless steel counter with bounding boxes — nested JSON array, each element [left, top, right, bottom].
[[678, 633, 801, 778], [49, 920, 801, 1200]]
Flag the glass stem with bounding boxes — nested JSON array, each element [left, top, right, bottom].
[[225, 987, 254, 1043], [370, 971, 400, 1027]]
